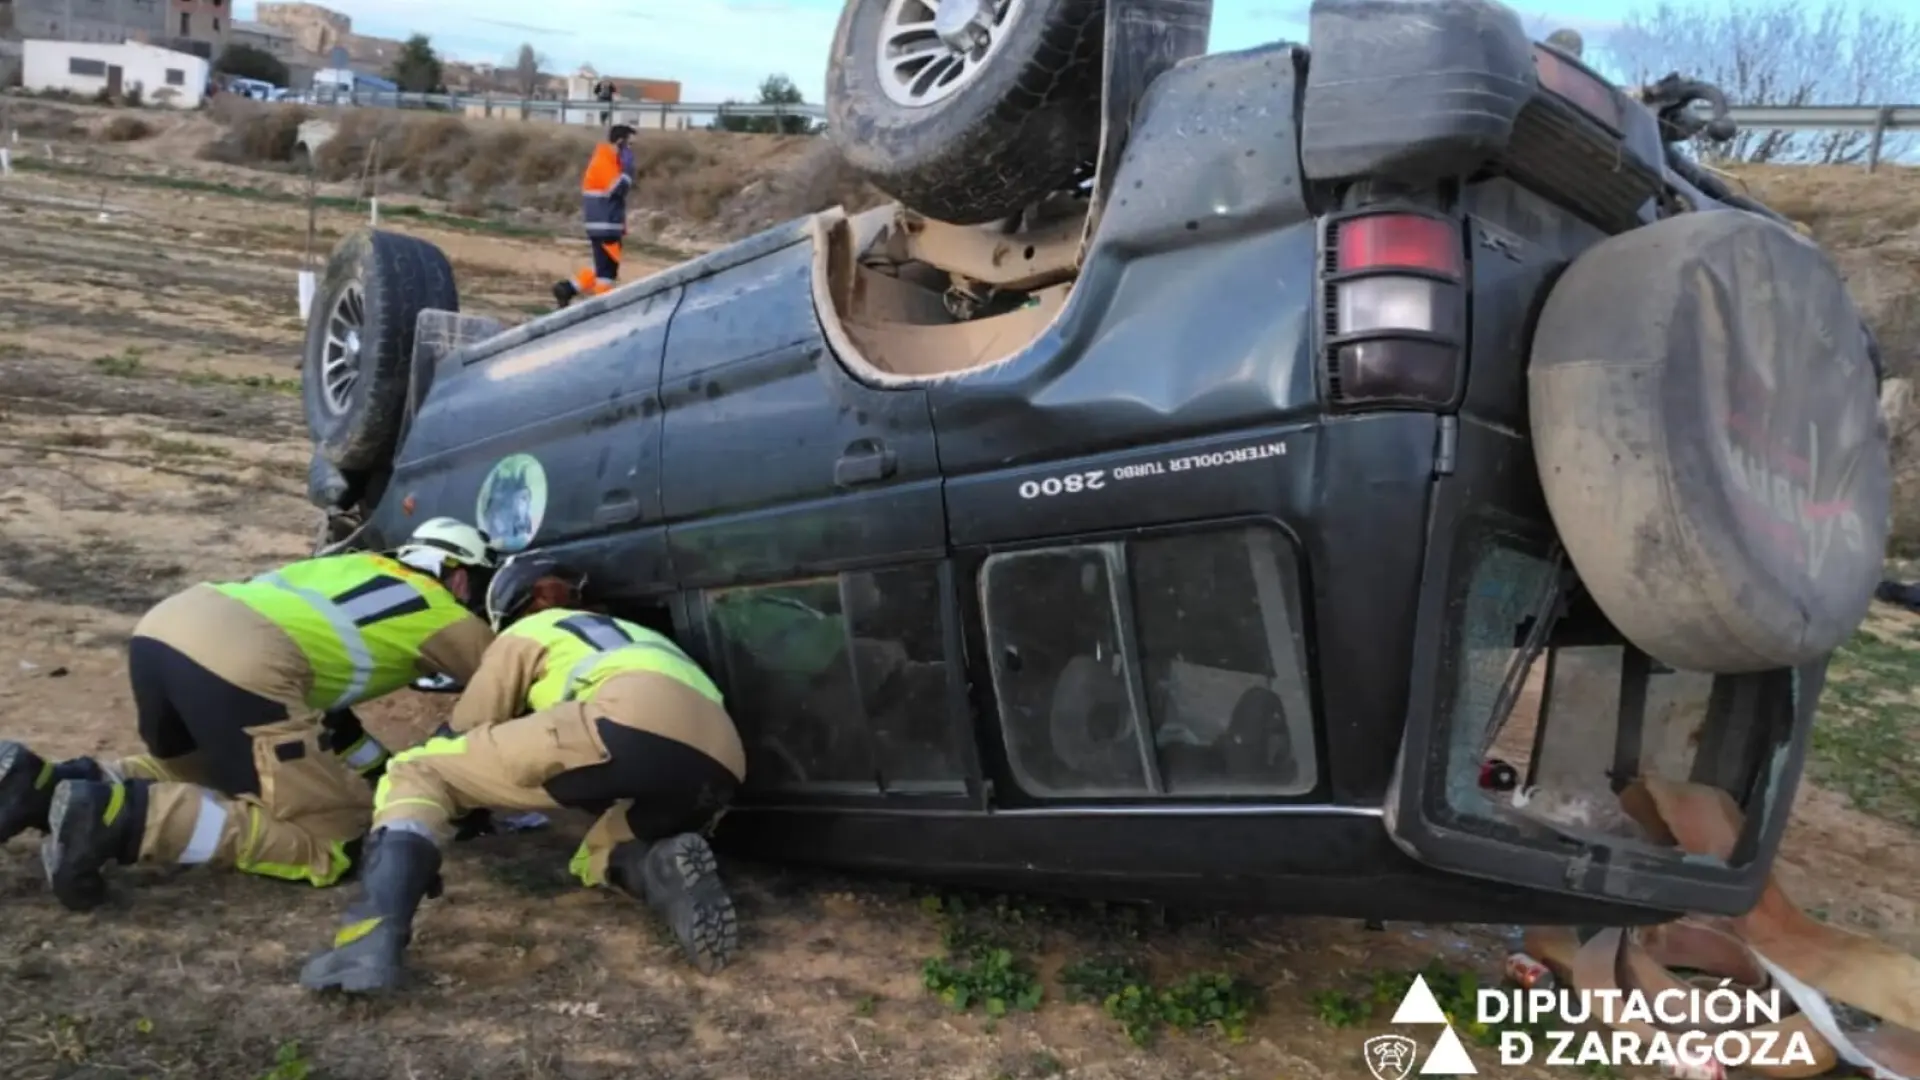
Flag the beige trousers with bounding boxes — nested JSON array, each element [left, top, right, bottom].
[[376, 672, 744, 888], [117, 715, 374, 887]]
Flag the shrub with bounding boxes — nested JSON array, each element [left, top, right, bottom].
[[200, 99, 311, 164], [101, 115, 153, 141]]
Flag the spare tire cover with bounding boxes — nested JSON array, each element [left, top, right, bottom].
[[1529, 209, 1889, 674]]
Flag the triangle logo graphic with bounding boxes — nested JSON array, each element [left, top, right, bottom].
[[1390, 975, 1450, 1025], [1419, 1025, 1478, 1075]]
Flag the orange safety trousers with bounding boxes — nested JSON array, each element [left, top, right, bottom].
[[572, 238, 622, 297]]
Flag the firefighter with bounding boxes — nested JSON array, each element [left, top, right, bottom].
[[300, 554, 745, 994], [551, 125, 635, 309], [0, 518, 497, 911]]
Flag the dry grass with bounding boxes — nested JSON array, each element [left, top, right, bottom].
[[0, 99, 86, 140], [203, 103, 879, 230], [1726, 163, 1920, 377], [1721, 164, 1920, 551]]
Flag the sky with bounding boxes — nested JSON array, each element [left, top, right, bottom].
[[230, 0, 1914, 105]]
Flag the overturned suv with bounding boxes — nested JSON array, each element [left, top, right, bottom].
[[299, 0, 1889, 924]]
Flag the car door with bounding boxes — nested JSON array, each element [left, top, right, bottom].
[[659, 237, 944, 581], [658, 234, 957, 800]]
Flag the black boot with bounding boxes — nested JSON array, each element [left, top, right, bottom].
[[0, 741, 103, 844], [551, 280, 576, 310], [608, 833, 738, 975], [299, 827, 443, 994], [41, 778, 145, 912]]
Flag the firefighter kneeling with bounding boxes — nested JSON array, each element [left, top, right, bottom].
[[0, 518, 496, 909], [301, 554, 746, 994]]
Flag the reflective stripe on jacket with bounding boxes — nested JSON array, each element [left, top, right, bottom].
[[510, 607, 721, 711], [581, 142, 631, 239], [212, 553, 474, 712]]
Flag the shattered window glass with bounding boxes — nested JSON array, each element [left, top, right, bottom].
[[1446, 545, 1556, 812], [1523, 647, 1713, 837]]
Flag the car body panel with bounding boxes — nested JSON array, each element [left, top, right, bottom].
[[374, 285, 677, 575], [927, 42, 1316, 473]]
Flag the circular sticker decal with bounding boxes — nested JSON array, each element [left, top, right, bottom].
[[476, 453, 548, 554]]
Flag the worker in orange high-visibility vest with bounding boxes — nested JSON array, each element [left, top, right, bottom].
[[552, 125, 635, 309]]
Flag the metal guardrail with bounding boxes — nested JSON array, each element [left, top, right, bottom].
[[1717, 104, 1920, 169], [1722, 104, 1920, 129]]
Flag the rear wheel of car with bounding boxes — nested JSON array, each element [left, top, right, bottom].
[[1529, 210, 1890, 674], [302, 229, 457, 471], [825, 0, 1105, 225]]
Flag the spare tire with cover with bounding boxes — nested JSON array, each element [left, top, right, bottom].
[[826, 0, 1105, 225], [302, 229, 458, 472], [1529, 209, 1890, 674]]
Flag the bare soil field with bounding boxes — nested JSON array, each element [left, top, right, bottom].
[[3, 109, 1920, 1080]]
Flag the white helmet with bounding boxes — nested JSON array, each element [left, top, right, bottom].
[[395, 517, 495, 574]]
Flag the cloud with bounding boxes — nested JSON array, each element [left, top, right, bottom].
[[467, 17, 577, 37]]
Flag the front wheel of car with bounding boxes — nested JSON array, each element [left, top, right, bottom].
[[825, 0, 1105, 225], [301, 229, 458, 472]]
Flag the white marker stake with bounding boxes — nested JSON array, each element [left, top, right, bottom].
[[369, 197, 379, 226], [0, 148, 10, 177], [297, 270, 317, 321]]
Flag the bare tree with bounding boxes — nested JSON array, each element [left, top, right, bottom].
[[511, 43, 548, 98], [1597, 0, 1920, 163]]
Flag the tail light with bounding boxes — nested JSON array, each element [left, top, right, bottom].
[[1322, 211, 1464, 408], [1504, 44, 1661, 230], [1532, 44, 1623, 132]]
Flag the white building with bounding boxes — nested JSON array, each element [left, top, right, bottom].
[[21, 39, 210, 109], [560, 64, 681, 130]]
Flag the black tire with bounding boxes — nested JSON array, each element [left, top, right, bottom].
[[302, 230, 458, 471], [1530, 210, 1889, 674], [825, 0, 1105, 225]]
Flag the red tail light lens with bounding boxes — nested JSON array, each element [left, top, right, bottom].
[[1336, 214, 1462, 276], [1533, 45, 1623, 131], [1324, 211, 1464, 408]]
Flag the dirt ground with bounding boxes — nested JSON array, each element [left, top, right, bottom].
[[4, 138, 1920, 1080]]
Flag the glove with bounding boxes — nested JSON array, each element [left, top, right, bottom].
[[452, 808, 496, 842]]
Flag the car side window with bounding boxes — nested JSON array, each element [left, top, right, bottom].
[[843, 566, 965, 793], [981, 525, 1317, 799], [984, 547, 1151, 796], [1130, 528, 1316, 795], [706, 579, 878, 791], [704, 564, 964, 794]]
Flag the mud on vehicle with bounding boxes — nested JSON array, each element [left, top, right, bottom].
[[298, 0, 1889, 923]]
